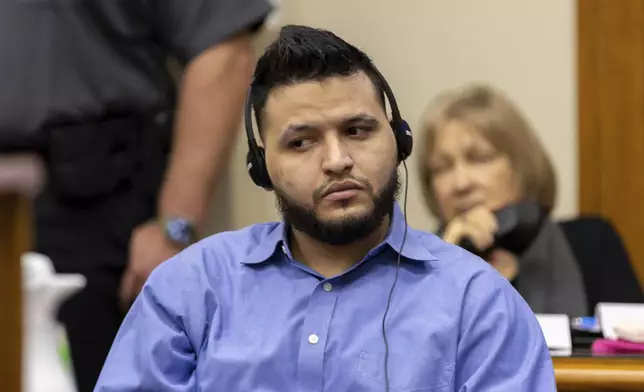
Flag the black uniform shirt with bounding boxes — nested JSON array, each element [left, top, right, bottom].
[[0, 0, 273, 135]]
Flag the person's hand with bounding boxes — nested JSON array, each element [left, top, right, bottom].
[[442, 205, 499, 252], [119, 221, 181, 311], [488, 249, 519, 280]]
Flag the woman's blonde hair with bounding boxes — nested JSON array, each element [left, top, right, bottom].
[[417, 83, 557, 219]]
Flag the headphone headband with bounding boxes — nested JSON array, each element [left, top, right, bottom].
[[244, 67, 413, 189]]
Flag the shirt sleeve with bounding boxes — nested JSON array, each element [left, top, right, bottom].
[[93, 260, 199, 392], [455, 271, 557, 391], [149, 0, 275, 63]]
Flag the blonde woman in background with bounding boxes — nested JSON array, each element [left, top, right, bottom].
[[417, 84, 637, 318], [419, 85, 644, 317]]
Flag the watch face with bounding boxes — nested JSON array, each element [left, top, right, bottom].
[[166, 218, 193, 245]]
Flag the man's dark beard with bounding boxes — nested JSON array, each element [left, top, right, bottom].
[[274, 169, 401, 246]]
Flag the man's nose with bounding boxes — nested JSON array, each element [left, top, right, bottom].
[[320, 136, 353, 174]]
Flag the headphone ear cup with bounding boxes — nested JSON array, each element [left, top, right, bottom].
[[246, 147, 272, 189], [391, 119, 413, 161]]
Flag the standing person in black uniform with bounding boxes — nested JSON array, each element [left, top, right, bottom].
[[0, 1, 274, 391]]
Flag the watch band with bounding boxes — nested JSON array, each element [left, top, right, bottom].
[[159, 217, 196, 247]]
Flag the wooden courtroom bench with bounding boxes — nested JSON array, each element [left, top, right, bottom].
[[554, 356, 644, 391], [0, 154, 42, 392]]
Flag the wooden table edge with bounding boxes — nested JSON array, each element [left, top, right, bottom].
[[553, 356, 644, 389]]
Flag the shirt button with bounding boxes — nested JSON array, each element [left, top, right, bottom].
[[323, 282, 333, 292], [308, 334, 319, 344]]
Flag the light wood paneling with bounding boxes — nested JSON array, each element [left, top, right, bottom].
[[0, 194, 29, 392], [0, 155, 42, 392], [578, 0, 644, 287]]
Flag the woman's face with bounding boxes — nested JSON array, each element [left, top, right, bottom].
[[427, 120, 522, 222]]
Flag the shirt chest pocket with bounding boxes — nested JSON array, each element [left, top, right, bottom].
[[358, 351, 455, 392]]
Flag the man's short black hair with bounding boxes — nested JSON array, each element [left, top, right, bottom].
[[249, 25, 386, 134]]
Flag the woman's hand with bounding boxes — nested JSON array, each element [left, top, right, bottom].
[[442, 205, 499, 252], [488, 249, 519, 280], [442, 207, 520, 280]]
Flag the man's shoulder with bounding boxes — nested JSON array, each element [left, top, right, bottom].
[[201, 221, 281, 251], [407, 227, 495, 278], [152, 221, 281, 281], [409, 229, 538, 323], [405, 227, 520, 302]]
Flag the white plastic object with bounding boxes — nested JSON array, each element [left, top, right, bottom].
[[22, 252, 86, 392]]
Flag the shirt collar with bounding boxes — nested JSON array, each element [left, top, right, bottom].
[[385, 202, 438, 262], [240, 202, 437, 265]]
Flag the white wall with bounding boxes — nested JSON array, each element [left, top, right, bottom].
[[216, 0, 578, 232]]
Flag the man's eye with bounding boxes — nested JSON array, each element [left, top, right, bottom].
[[346, 126, 371, 137], [288, 138, 313, 150]]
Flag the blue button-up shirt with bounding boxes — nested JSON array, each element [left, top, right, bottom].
[[95, 203, 555, 391]]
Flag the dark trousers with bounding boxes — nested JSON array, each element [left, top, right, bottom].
[[34, 183, 156, 392]]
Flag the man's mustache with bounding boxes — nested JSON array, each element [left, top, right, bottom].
[[313, 175, 373, 202]]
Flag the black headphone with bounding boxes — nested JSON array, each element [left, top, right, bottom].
[[244, 67, 413, 189]]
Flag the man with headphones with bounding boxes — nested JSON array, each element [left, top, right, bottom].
[[95, 25, 556, 391]]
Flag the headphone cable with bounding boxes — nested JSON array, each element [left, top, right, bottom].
[[382, 160, 409, 392]]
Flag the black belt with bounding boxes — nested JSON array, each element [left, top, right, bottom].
[[0, 128, 45, 154], [35, 110, 173, 202]]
